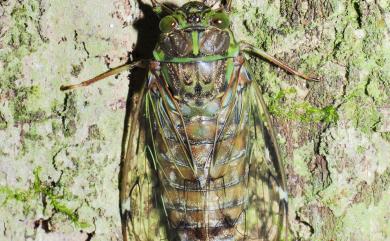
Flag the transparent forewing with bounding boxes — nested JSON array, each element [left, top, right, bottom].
[[120, 79, 168, 241], [241, 64, 288, 241]]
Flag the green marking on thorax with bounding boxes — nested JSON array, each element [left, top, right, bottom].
[[192, 31, 199, 56]]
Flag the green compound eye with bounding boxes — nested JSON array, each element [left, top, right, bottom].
[[159, 16, 177, 33], [210, 12, 229, 29]]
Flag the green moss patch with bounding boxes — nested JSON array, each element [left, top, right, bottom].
[[268, 87, 339, 123], [0, 167, 89, 228]]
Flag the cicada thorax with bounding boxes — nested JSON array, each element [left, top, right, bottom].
[[163, 60, 228, 106]]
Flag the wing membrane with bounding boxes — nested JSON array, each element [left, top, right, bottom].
[[239, 64, 289, 241], [120, 78, 169, 241]]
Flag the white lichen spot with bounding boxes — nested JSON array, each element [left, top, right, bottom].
[[301, 1, 309, 13], [296, 86, 310, 100], [277, 186, 288, 201], [384, 13, 390, 30], [354, 29, 366, 39], [378, 107, 390, 132]]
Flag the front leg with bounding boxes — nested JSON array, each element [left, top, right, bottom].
[[240, 42, 320, 82]]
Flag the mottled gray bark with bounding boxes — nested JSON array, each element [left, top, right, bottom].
[[0, 0, 389, 241]]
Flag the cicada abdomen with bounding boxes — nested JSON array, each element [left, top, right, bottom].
[[149, 58, 250, 240]]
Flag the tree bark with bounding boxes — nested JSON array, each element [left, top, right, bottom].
[[0, 0, 389, 240]]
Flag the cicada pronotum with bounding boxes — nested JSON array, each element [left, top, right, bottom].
[[61, 1, 318, 240]]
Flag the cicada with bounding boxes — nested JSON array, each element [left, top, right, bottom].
[[61, 1, 318, 240]]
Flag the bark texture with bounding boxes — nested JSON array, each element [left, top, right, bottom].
[[0, 0, 389, 240]]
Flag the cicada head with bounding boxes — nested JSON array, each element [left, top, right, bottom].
[[153, 1, 239, 61]]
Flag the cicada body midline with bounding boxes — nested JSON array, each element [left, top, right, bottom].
[[61, 1, 318, 241]]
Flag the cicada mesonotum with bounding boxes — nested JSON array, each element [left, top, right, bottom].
[[61, 1, 318, 240]]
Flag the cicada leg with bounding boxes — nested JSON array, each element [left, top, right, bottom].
[[226, 0, 232, 11], [150, 0, 176, 14], [204, 0, 232, 11], [60, 60, 147, 91], [240, 42, 320, 82]]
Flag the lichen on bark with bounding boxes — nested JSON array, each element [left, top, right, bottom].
[[0, 0, 389, 241]]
